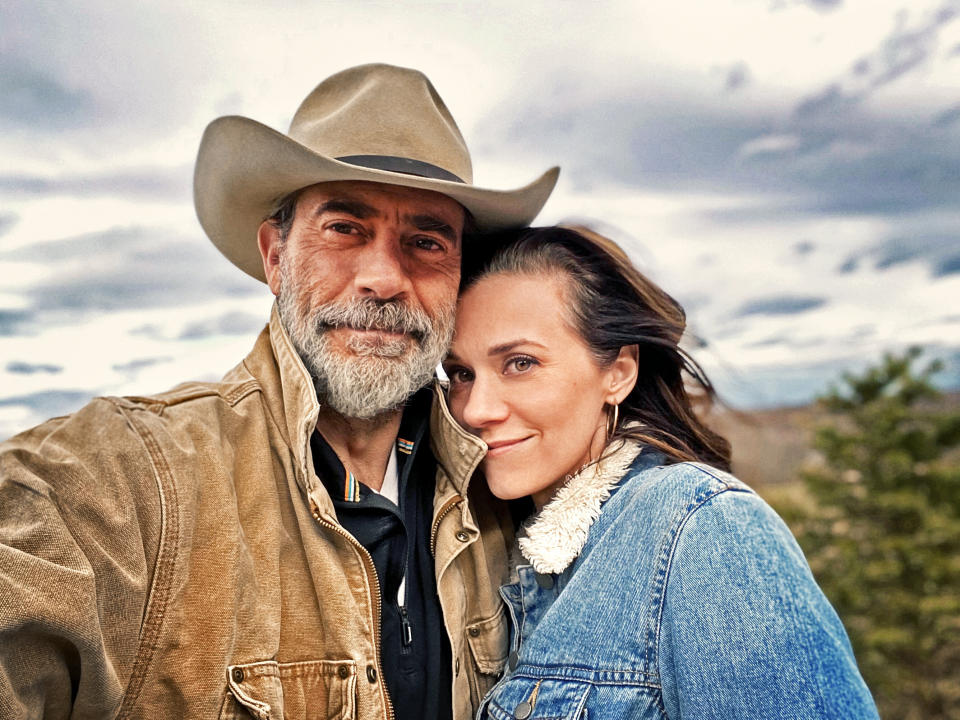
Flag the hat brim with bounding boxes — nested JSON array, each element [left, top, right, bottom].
[[194, 116, 560, 283]]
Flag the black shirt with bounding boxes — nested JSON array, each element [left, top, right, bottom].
[[312, 388, 452, 720]]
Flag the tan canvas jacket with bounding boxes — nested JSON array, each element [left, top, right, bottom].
[[0, 305, 511, 720]]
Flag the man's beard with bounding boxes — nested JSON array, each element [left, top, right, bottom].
[[276, 260, 455, 420]]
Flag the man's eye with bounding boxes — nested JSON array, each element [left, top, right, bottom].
[[414, 237, 443, 251], [329, 222, 358, 234]]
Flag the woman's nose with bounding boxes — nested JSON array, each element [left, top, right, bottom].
[[460, 376, 509, 430]]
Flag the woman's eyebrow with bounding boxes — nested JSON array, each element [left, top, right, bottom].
[[487, 339, 546, 356]]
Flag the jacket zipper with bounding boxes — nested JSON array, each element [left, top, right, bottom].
[[429, 493, 464, 556], [311, 499, 395, 720]]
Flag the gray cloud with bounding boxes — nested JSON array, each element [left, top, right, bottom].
[[840, 233, 960, 277], [735, 295, 827, 316], [793, 240, 816, 255], [723, 63, 751, 93], [178, 311, 265, 340], [793, 3, 959, 118], [0, 390, 92, 418], [933, 103, 960, 127], [0, 165, 192, 201], [112, 357, 173, 374], [0, 214, 17, 237], [6, 361, 63, 375], [0, 60, 98, 130], [0, 309, 37, 337], [0, 227, 266, 332]]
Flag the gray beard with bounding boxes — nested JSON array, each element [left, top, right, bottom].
[[276, 266, 454, 420]]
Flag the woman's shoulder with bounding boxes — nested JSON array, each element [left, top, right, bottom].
[[612, 452, 757, 518]]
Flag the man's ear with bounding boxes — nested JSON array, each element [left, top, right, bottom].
[[605, 344, 639, 405], [257, 220, 283, 296]]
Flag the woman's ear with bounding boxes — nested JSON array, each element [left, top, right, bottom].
[[605, 345, 639, 404]]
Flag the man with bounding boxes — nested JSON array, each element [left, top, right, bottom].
[[0, 64, 557, 720]]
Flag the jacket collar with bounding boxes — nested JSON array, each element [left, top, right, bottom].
[[517, 439, 644, 574], [241, 304, 323, 506], [429, 381, 487, 496]]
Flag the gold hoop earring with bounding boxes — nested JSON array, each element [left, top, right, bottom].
[[605, 403, 619, 441]]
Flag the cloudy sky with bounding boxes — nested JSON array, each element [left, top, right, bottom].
[[2, 0, 959, 439]]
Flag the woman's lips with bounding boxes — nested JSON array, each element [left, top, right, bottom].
[[484, 436, 532, 458]]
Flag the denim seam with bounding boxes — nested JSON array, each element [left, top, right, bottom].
[[509, 664, 660, 687], [114, 406, 180, 719]]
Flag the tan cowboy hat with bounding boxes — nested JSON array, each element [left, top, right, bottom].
[[194, 63, 560, 282]]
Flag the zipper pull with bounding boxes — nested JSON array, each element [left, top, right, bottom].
[[399, 606, 413, 647]]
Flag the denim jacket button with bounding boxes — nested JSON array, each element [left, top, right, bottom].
[[535, 572, 554, 589], [366, 665, 377, 683], [337, 665, 350, 679], [455, 530, 470, 542], [508, 651, 518, 670], [231, 668, 244, 683], [514, 700, 533, 719]]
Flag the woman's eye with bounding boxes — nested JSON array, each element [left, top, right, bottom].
[[444, 366, 473, 384], [506, 355, 538, 374]]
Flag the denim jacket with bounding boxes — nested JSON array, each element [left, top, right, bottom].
[[478, 441, 880, 720]]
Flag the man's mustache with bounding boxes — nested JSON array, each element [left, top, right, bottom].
[[311, 298, 433, 342]]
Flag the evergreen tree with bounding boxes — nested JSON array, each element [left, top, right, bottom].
[[776, 348, 960, 719]]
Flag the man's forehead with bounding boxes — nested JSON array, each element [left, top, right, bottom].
[[300, 180, 465, 220]]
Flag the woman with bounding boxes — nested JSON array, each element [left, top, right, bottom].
[[440, 227, 879, 719]]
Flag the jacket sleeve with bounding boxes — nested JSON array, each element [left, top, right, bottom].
[[657, 487, 879, 720], [0, 399, 160, 720]]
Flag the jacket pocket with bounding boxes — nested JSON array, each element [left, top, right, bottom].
[[485, 677, 590, 720], [466, 605, 509, 708], [220, 659, 357, 720]]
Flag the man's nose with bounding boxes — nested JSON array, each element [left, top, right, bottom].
[[460, 375, 509, 431], [352, 236, 413, 301]]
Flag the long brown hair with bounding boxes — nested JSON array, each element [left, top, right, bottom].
[[461, 225, 731, 470]]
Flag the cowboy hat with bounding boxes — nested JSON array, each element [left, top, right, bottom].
[[194, 63, 560, 282]]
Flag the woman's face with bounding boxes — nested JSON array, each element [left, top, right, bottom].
[[444, 271, 634, 508]]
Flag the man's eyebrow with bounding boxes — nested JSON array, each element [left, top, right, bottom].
[[314, 199, 378, 219], [409, 214, 458, 244]]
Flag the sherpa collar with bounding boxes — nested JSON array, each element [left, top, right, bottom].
[[517, 439, 644, 574]]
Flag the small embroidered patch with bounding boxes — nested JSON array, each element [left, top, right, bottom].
[[397, 437, 415, 455]]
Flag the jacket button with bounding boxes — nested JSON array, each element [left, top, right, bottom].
[[455, 530, 470, 542], [337, 665, 350, 679], [231, 668, 244, 683], [366, 665, 377, 683], [468, 626, 480, 637], [508, 651, 518, 670], [536, 573, 554, 589], [455, 658, 460, 676], [514, 700, 533, 719]]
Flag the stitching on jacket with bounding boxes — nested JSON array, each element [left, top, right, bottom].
[[114, 407, 180, 719]]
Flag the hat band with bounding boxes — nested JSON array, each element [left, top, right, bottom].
[[336, 155, 465, 183]]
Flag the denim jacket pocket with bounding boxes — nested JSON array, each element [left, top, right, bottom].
[[486, 677, 591, 720], [220, 659, 357, 720]]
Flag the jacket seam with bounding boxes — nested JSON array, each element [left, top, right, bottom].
[[114, 406, 180, 719], [648, 475, 753, 689]]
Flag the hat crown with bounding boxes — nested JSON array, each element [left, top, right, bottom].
[[288, 63, 473, 184]]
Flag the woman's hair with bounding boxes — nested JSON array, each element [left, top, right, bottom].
[[461, 225, 731, 471]]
